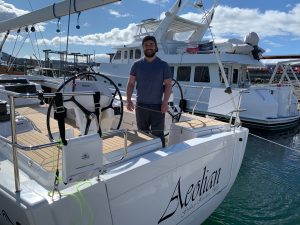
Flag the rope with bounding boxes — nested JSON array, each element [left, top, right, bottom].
[[7, 30, 20, 66], [52, 3, 59, 19], [249, 132, 300, 153], [201, 4, 241, 125], [6, 32, 29, 72], [28, 32, 42, 68], [63, 0, 73, 92], [26, 0, 43, 70]]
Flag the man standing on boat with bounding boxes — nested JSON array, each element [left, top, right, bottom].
[[126, 35, 172, 147]]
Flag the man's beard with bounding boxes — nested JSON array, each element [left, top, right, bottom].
[[144, 49, 156, 58]]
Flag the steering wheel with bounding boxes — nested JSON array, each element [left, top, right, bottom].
[[79, 73, 97, 81], [168, 78, 184, 122], [46, 72, 123, 140]]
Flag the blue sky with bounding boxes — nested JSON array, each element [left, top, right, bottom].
[[0, 0, 299, 63]]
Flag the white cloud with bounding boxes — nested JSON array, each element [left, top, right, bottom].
[[0, 0, 28, 21], [142, 0, 169, 5], [95, 54, 110, 63], [263, 40, 283, 48], [0, 1, 46, 33], [109, 9, 130, 18], [177, 4, 300, 48], [3, 1, 300, 58], [82, 22, 90, 28], [37, 23, 138, 47], [211, 4, 300, 39], [34, 3, 300, 50]]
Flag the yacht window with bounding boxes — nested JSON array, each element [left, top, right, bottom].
[[232, 69, 238, 84], [124, 50, 128, 59], [177, 66, 191, 82], [130, 50, 134, 59], [114, 50, 121, 60], [169, 66, 174, 78], [219, 67, 229, 83], [135, 49, 141, 59], [194, 66, 210, 82]]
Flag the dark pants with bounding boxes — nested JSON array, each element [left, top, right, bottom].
[[136, 103, 165, 147]]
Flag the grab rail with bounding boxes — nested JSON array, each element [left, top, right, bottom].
[[102, 129, 128, 169], [9, 95, 20, 192]]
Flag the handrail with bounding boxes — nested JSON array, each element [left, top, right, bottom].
[[9, 95, 20, 192], [102, 129, 128, 168], [0, 135, 60, 151], [0, 89, 98, 98]]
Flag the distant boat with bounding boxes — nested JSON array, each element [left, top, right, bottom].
[[0, 0, 248, 225], [95, 0, 300, 130]]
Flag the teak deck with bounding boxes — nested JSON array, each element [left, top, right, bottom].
[[12, 107, 155, 172], [175, 117, 227, 129], [10, 107, 225, 173]]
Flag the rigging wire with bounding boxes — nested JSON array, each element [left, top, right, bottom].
[[7, 32, 29, 72], [58, 19, 62, 78], [28, 31, 42, 69], [33, 30, 42, 68], [7, 29, 20, 67], [249, 132, 300, 153], [200, 2, 241, 126], [63, 0, 73, 91], [27, 0, 43, 71], [26, 0, 53, 72]]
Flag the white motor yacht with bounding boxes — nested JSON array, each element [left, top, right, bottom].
[[95, 0, 300, 130]]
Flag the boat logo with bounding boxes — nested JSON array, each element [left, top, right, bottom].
[[81, 153, 90, 160], [158, 166, 221, 224], [1, 209, 21, 225]]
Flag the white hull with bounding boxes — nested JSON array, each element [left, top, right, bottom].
[[0, 1, 249, 223], [0, 126, 248, 225], [0, 76, 248, 225]]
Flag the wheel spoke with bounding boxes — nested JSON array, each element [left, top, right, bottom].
[[47, 72, 124, 140]]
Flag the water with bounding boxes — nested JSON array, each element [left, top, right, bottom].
[[203, 128, 300, 225]]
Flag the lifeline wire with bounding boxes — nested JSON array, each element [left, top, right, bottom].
[[249, 132, 300, 153], [201, 2, 241, 125]]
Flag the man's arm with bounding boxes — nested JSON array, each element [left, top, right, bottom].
[[126, 75, 136, 111], [161, 78, 172, 113]]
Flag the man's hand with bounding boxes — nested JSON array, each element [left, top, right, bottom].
[[161, 101, 169, 113], [127, 100, 134, 111]]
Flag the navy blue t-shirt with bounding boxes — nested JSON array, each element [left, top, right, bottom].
[[130, 57, 171, 104]]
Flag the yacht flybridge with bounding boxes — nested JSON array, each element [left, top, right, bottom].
[[96, 0, 300, 130], [0, 1, 249, 225]]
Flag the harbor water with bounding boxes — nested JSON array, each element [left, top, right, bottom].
[[203, 128, 300, 225]]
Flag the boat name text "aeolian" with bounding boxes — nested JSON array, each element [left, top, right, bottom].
[[158, 166, 221, 224]]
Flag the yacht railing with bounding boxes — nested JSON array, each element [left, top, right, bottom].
[[268, 60, 300, 99]]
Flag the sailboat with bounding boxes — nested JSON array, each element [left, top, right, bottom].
[[0, 1, 248, 225], [95, 0, 300, 130]]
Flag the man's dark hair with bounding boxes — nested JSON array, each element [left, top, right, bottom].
[[142, 35, 158, 52]]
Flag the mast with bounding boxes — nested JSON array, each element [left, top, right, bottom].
[[0, 0, 120, 33]]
